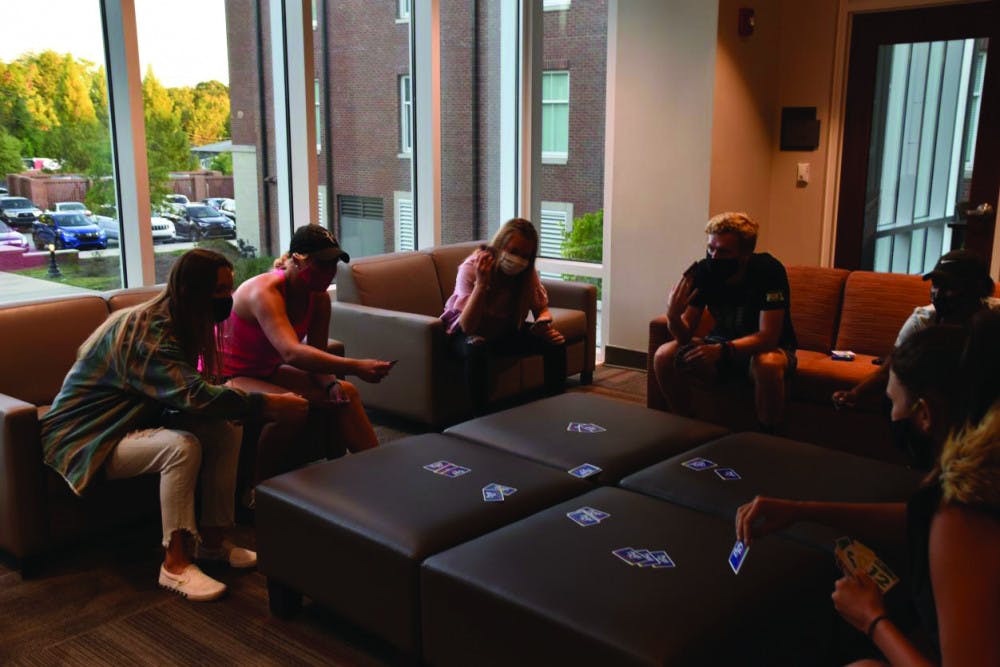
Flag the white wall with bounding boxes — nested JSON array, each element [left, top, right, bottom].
[[602, 0, 719, 355]]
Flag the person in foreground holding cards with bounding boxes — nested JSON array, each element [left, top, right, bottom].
[[653, 211, 796, 434], [41, 249, 309, 601], [440, 218, 566, 415], [223, 225, 393, 486], [831, 249, 999, 412], [736, 316, 1000, 665]]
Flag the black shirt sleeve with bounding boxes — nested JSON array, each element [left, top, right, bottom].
[[757, 255, 791, 312]]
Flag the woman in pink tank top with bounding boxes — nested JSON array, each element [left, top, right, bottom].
[[222, 226, 394, 484]]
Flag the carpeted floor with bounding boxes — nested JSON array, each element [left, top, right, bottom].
[[0, 364, 646, 666]]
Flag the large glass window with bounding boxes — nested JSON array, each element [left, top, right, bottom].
[[0, 1, 123, 303]]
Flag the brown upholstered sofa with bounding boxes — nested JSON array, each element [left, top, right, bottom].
[[647, 267, 1000, 462], [332, 241, 598, 426], [0, 287, 345, 570]]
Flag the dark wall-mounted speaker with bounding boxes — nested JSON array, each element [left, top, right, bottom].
[[780, 107, 820, 151]]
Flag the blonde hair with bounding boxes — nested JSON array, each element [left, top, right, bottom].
[[705, 212, 759, 251], [488, 217, 540, 325], [939, 400, 1000, 510]]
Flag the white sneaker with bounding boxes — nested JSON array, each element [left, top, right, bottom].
[[158, 564, 227, 601], [196, 539, 258, 569]]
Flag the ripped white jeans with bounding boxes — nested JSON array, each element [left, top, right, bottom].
[[104, 414, 242, 547]]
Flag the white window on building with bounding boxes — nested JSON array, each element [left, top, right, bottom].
[[542, 71, 569, 164], [397, 0, 411, 22], [395, 192, 414, 251], [314, 78, 322, 155], [539, 201, 574, 260], [543, 0, 572, 11], [400, 74, 412, 155]]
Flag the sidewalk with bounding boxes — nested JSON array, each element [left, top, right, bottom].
[[0, 270, 92, 304]]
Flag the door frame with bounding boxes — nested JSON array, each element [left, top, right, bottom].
[[832, 0, 1000, 271]]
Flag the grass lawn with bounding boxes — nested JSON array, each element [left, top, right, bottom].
[[14, 264, 122, 291]]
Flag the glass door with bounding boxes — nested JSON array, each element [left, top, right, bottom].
[[836, 2, 999, 273]]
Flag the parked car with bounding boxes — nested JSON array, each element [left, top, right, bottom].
[[51, 201, 93, 218], [94, 215, 119, 243], [151, 216, 176, 243], [32, 212, 108, 250], [0, 196, 43, 231], [174, 204, 236, 241], [0, 186, 8, 196], [95, 214, 176, 244], [203, 197, 237, 222], [0, 220, 28, 249], [163, 193, 190, 216]]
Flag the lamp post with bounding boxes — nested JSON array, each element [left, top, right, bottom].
[[46, 243, 63, 279]]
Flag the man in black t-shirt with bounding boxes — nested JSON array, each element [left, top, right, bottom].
[[653, 212, 796, 432]]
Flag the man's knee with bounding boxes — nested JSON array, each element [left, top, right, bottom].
[[750, 351, 788, 384], [653, 341, 680, 378]]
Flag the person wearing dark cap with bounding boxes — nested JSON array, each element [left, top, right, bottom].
[[832, 249, 999, 411], [222, 225, 394, 487]]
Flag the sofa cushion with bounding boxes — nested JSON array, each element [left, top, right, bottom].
[[835, 271, 928, 356], [104, 286, 162, 311], [340, 251, 445, 317], [793, 349, 884, 410], [0, 295, 109, 406], [786, 266, 848, 352], [427, 241, 482, 306], [548, 306, 587, 342]]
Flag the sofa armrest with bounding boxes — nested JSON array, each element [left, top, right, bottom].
[[543, 278, 598, 375], [647, 315, 674, 411], [330, 302, 449, 423], [0, 393, 48, 559]]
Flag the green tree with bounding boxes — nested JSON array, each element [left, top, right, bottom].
[[209, 151, 232, 175], [142, 67, 195, 205], [0, 129, 23, 176], [561, 209, 604, 299]]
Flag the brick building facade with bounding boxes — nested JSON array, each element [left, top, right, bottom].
[[225, 0, 606, 259]]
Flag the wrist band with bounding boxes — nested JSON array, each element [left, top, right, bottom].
[[866, 614, 889, 641]]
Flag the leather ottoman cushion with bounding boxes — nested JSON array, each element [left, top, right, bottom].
[[445, 393, 729, 484], [421, 487, 833, 666], [619, 432, 923, 550], [255, 433, 588, 653]]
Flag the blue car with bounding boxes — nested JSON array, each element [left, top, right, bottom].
[[32, 212, 108, 250]]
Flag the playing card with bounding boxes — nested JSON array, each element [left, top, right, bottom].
[[440, 465, 470, 478], [612, 547, 637, 565], [648, 550, 676, 568], [497, 485, 517, 496], [681, 457, 717, 471], [568, 463, 602, 478], [568, 463, 601, 478], [715, 467, 741, 481], [628, 549, 656, 567], [482, 486, 505, 502], [566, 422, 584, 432], [728, 540, 749, 574], [423, 460, 451, 473], [567, 509, 601, 526], [580, 506, 610, 521]]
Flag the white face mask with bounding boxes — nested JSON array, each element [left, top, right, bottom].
[[498, 251, 529, 276]]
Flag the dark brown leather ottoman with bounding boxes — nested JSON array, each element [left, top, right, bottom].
[[444, 393, 729, 484], [619, 432, 923, 551], [255, 433, 589, 654], [421, 487, 834, 666]]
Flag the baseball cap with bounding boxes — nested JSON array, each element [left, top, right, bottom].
[[922, 249, 991, 292], [289, 225, 350, 263]]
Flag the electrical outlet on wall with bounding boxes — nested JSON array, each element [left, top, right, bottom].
[[796, 162, 810, 187]]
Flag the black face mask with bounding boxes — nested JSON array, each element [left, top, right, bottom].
[[889, 415, 937, 471], [705, 252, 741, 283], [212, 296, 234, 323], [931, 292, 976, 321]]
